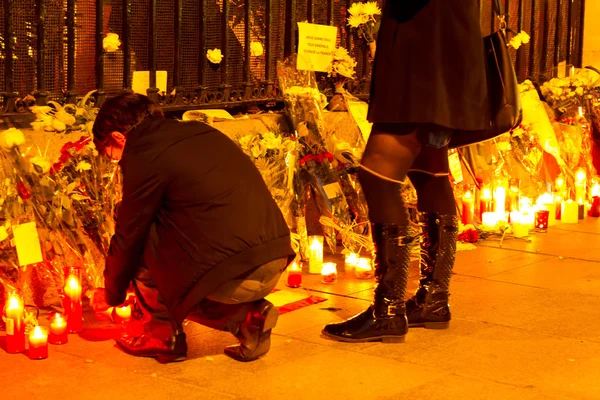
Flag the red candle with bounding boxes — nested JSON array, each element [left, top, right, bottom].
[[589, 196, 600, 218], [48, 313, 68, 345], [4, 291, 26, 354], [28, 326, 49, 360], [286, 262, 302, 288], [63, 268, 83, 333], [461, 191, 475, 225], [535, 210, 549, 231], [479, 186, 493, 221]]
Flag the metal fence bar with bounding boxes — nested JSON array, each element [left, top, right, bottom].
[[515, 0, 525, 78], [35, 0, 47, 105], [554, 0, 562, 68], [528, 0, 537, 77], [566, 0, 573, 70], [578, 0, 586, 66], [197, 0, 206, 88], [265, 0, 273, 83], [221, 0, 229, 85], [123, 0, 132, 89], [243, 0, 251, 85], [148, 0, 158, 99], [284, 0, 297, 57], [173, 0, 182, 89], [96, 0, 105, 104], [66, 0, 77, 102], [307, 0, 314, 23], [540, 0, 550, 74], [326, 0, 333, 25]]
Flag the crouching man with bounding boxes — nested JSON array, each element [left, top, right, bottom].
[[88, 93, 294, 363]]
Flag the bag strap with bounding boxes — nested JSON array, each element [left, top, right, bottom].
[[492, 0, 507, 31]]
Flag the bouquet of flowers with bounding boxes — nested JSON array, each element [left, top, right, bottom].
[[346, 1, 382, 59]]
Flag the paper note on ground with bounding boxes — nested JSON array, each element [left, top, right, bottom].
[[12, 222, 43, 266], [297, 22, 337, 72], [347, 100, 373, 142], [132, 71, 168, 95], [182, 109, 235, 121], [265, 290, 310, 307]]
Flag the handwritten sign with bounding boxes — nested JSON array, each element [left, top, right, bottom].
[[297, 22, 338, 72], [12, 222, 43, 266], [132, 71, 168, 95]]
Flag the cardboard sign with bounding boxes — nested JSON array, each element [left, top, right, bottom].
[[297, 22, 338, 72], [347, 100, 373, 142], [12, 222, 43, 266], [132, 71, 168, 95], [448, 151, 464, 183]]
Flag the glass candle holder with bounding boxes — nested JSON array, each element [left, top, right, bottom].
[[321, 262, 338, 284], [286, 261, 302, 288], [354, 258, 374, 280], [307, 236, 324, 274], [461, 184, 476, 225], [508, 179, 520, 212], [115, 305, 132, 322], [63, 267, 83, 333], [48, 313, 68, 345], [344, 253, 360, 272], [4, 290, 26, 354], [28, 326, 49, 360], [534, 210, 549, 232]]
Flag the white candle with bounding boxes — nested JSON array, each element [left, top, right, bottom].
[[562, 200, 579, 224], [575, 168, 587, 203], [354, 258, 374, 279], [494, 186, 507, 214], [321, 262, 338, 283], [592, 182, 600, 197], [344, 253, 359, 272], [482, 212, 499, 231], [308, 236, 324, 274], [510, 212, 529, 238]]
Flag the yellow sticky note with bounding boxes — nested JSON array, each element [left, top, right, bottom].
[[12, 222, 43, 266], [297, 22, 338, 72], [132, 71, 168, 95]]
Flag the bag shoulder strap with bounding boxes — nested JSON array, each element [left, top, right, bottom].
[[493, 0, 505, 17]]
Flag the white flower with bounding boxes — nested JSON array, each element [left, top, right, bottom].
[[238, 135, 253, 150], [30, 121, 44, 131], [30, 156, 51, 174], [250, 145, 262, 159], [262, 132, 282, 150], [207, 48, 224, 64], [0, 128, 25, 149], [52, 119, 67, 132], [103, 33, 121, 53], [509, 36, 522, 49], [75, 161, 92, 172], [29, 105, 52, 118], [55, 109, 76, 126], [250, 41, 264, 57], [347, 2, 364, 16], [362, 2, 381, 16], [347, 14, 369, 28]]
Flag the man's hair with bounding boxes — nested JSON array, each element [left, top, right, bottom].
[[92, 93, 164, 153]]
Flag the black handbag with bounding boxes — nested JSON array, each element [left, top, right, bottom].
[[449, 0, 522, 148]]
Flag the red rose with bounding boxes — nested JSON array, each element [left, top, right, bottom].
[[458, 228, 479, 243], [16, 181, 32, 200]]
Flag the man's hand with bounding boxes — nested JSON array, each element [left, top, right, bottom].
[[88, 288, 112, 312]]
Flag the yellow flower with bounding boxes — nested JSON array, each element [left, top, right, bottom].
[[75, 161, 92, 172], [207, 48, 224, 64], [29, 105, 52, 118], [30, 121, 44, 131], [250, 41, 264, 57], [509, 36, 522, 49], [262, 132, 282, 150], [0, 128, 25, 149], [30, 156, 51, 174], [362, 1, 381, 16], [518, 31, 530, 44], [238, 134, 253, 150], [103, 33, 121, 52], [347, 14, 369, 28], [250, 145, 262, 159], [333, 47, 350, 60], [576, 87, 584, 96], [52, 119, 67, 132], [55, 109, 76, 126], [347, 2, 365, 17]]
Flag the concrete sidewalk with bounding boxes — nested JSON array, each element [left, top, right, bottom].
[[2, 218, 600, 400]]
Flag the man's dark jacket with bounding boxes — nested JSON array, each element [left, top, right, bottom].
[[104, 116, 294, 324]]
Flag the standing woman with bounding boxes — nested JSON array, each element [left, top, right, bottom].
[[323, 0, 488, 342]]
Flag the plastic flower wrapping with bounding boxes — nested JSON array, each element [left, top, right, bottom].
[[0, 99, 121, 310]]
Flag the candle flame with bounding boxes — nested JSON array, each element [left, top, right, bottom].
[[321, 262, 337, 275], [482, 188, 492, 199], [53, 314, 65, 325], [67, 276, 80, 291], [289, 261, 301, 271], [463, 191, 473, 200], [309, 237, 322, 250], [345, 253, 359, 265], [356, 258, 372, 271], [537, 193, 553, 205], [556, 177, 565, 187], [576, 169, 586, 182], [592, 183, 600, 197], [579, 107, 584, 117], [7, 295, 21, 310], [31, 325, 46, 339]]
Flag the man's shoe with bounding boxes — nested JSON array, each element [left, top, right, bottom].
[[116, 331, 188, 363], [224, 300, 279, 362]]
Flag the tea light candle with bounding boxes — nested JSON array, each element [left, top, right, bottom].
[[4, 291, 26, 354], [344, 253, 360, 272], [115, 305, 132, 321], [308, 236, 324, 274], [535, 210, 550, 231], [461, 190, 475, 225], [575, 168, 587, 203], [321, 262, 338, 284], [286, 261, 302, 288], [28, 326, 49, 360], [510, 212, 529, 238], [48, 313, 68, 345], [561, 200, 579, 223], [537, 193, 557, 226], [481, 212, 499, 231], [64, 268, 83, 333], [354, 258, 374, 279]]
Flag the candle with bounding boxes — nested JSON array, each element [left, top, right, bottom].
[[354, 258, 374, 279], [28, 326, 48, 360], [579, 106, 584, 118], [479, 186, 493, 221], [481, 212, 499, 231], [592, 182, 600, 198], [561, 200, 579, 223], [286, 261, 302, 288], [494, 186, 507, 214], [4, 291, 26, 353], [554, 195, 563, 220], [575, 168, 586, 203], [589, 196, 600, 217], [535, 210, 550, 231], [555, 176, 567, 199], [63, 267, 83, 333], [510, 212, 529, 238], [321, 262, 338, 284], [508, 179, 520, 212], [308, 236, 324, 274], [537, 193, 557, 226], [115, 306, 132, 321], [48, 313, 68, 345], [570, 65, 575, 76], [344, 253, 359, 272], [461, 190, 475, 225]]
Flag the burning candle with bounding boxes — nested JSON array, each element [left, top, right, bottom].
[[575, 168, 587, 204], [354, 258, 374, 280], [4, 290, 26, 354], [286, 261, 302, 288], [554, 195, 563, 220], [537, 193, 557, 226], [48, 313, 68, 345], [494, 185, 507, 214], [481, 212, 499, 231], [555, 176, 567, 199], [479, 185, 493, 221], [461, 189, 475, 225], [562, 200, 579, 224], [535, 210, 550, 231], [321, 262, 338, 284], [63, 267, 83, 333], [308, 236, 324, 274], [344, 253, 360, 272], [508, 179, 520, 212], [510, 212, 529, 238], [115, 305, 132, 321], [592, 182, 600, 198], [28, 326, 48, 360], [589, 196, 600, 217]]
